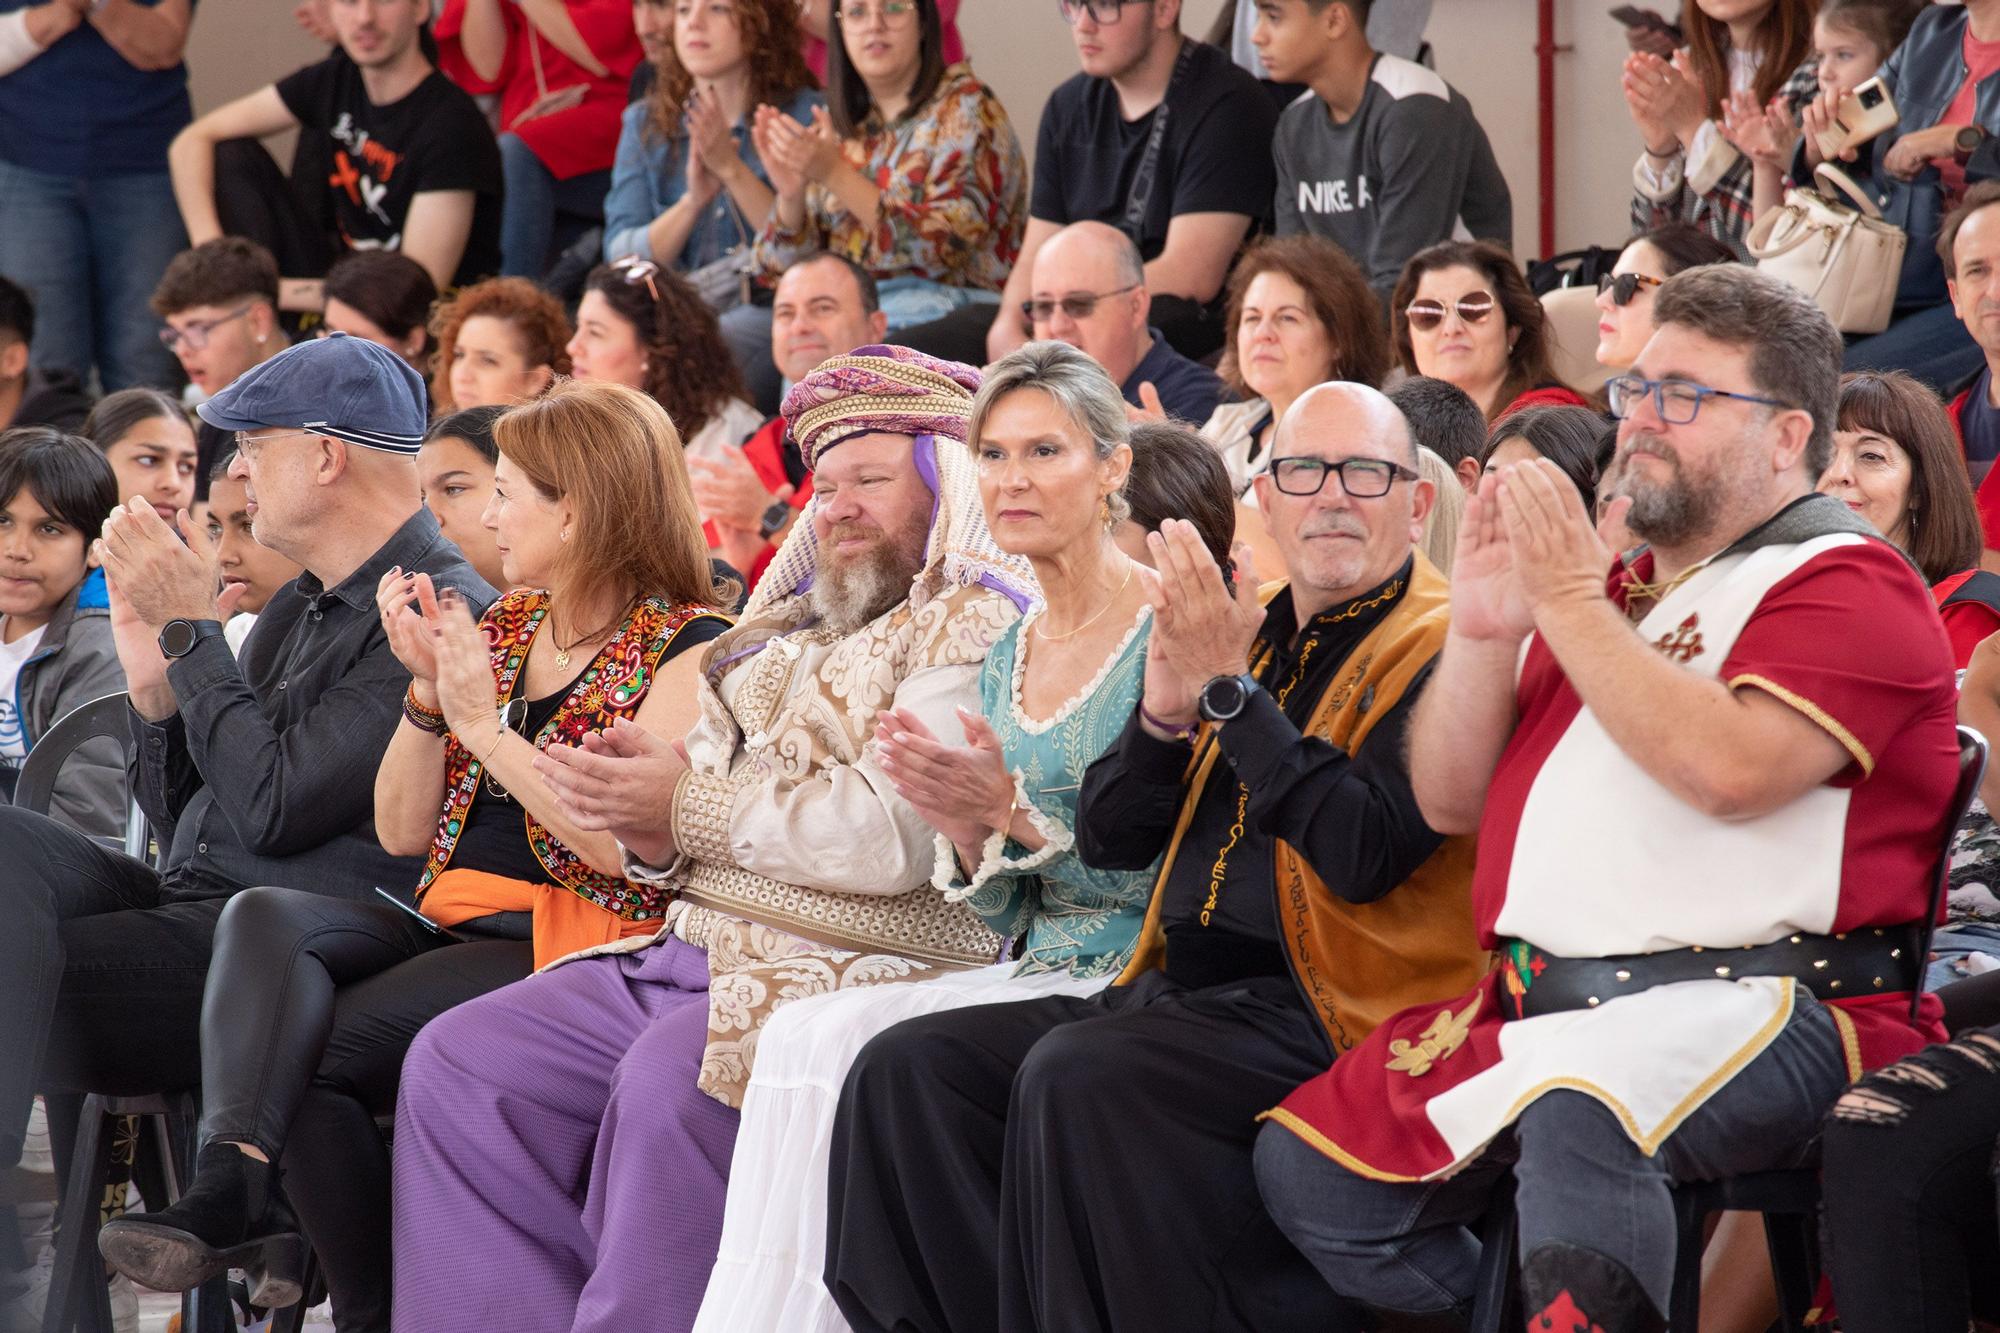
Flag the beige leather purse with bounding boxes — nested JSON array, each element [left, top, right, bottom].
[[1747, 163, 1906, 335]]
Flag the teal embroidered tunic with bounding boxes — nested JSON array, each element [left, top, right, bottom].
[[933, 607, 1161, 978]]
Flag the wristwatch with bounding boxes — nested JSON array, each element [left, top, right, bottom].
[[157, 618, 224, 659], [1957, 125, 1987, 164], [756, 497, 793, 540], [1197, 673, 1262, 725]]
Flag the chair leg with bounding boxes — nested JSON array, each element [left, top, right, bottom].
[[41, 1096, 115, 1333], [1668, 1190, 1706, 1333], [1468, 1182, 1519, 1333], [1759, 1210, 1817, 1333]]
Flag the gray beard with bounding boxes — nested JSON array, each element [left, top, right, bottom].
[[1614, 436, 1731, 548], [809, 558, 911, 634]]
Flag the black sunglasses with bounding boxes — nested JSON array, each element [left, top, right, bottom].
[[1598, 272, 1664, 307]]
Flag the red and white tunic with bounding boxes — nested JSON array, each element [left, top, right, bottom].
[[1265, 531, 1959, 1181]]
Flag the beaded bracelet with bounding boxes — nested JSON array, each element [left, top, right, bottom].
[[402, 685, 448, 736]]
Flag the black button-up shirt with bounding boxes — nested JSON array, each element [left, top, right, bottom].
[[132, 507, 494, 902], [1076, 561, 1443, 991]]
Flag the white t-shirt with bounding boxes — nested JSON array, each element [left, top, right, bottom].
[[0, 622, 50, 760]]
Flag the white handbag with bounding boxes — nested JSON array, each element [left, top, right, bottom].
[[1746, 163, 1906, 335]]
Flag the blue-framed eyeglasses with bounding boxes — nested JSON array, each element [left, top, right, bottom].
[[1605, 374, 1790, 426]]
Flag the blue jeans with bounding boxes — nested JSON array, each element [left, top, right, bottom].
[[497, 133, 611, 280], [1845, 303, 1986, 394], [0, 159, 185, 391], [1253, 990, 1849, 1317]]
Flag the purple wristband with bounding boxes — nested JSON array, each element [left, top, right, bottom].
[[1138, 702, 1194, 742]]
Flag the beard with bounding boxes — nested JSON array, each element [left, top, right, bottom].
[[1609, 429, 1744, 548], [808, 506, 931, 634]]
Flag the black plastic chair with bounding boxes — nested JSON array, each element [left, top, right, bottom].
[[17, 692, 230, 1332], [1471, 725, 1989, 1331]]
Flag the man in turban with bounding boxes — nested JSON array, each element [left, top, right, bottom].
[[389, 347, 1036, 1331]]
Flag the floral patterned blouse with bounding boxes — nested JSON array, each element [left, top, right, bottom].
[[931, 607, 1160, 979], [753, 61, 1027, 292]]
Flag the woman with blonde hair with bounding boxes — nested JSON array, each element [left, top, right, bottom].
[[95, 381, 731, 1332]]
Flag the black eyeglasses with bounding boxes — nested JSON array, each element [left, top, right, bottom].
[[1021, 284, 1140, 324], [1269, 455, 1420, 498], [1057, 0, 1145, 22], [1403, 294, 1496, 333], [1598, 272, 1664, 307], [1605, 374, 1790, 426], [480, 696, 533, 802]]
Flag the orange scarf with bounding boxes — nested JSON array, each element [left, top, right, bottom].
[[421, 867, 659, 969]]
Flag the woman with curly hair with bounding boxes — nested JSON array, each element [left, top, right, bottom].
[[603, 0, 820, 278], [429, 277, 573, 415], [1391, 239, 1587, 423], [568, 258, 762, 456], [1203, 234, 1388, 495]]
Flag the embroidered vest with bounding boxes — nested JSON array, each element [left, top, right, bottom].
[[416, 589, 724, 922], [1114, 555, 1491, 1052]]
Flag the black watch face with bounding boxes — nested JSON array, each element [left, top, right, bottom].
[[160, 620, 196, 657], [1202, 675, 1248, 720]]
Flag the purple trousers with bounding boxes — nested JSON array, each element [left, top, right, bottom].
[[391, 936, 738, 1332]]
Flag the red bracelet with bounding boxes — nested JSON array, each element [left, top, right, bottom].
[[1138, 702, 1194, 742]]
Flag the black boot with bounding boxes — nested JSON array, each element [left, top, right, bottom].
[[1520, 1241, 1666, 1333], [97, 1144, 305, 1309]]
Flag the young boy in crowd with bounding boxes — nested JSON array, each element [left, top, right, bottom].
[[0, 428, 125, 836], [0, 280, 92, 435], [203, 450, 303, 653], [150, 239, 289, 499]]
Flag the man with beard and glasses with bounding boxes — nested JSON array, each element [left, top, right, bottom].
[[389, 345, 1036, 1332], [823, 381, 1490, 1333], [1254, 264, 1960, 1332]]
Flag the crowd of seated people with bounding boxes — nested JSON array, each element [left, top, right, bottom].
[[16, 1, 2000, 1332]]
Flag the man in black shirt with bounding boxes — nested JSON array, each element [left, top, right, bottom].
[[824, 383, 1488, 1332], [167, 0, 501, 308], [901, 0, 1277, 368], [0, 334, 491, 1271]]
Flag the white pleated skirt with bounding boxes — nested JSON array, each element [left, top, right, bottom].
[[691, 961, 1111, 1333]]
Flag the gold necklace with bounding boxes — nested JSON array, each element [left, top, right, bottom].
[[548, 606, 624, 671], [1033, 560, 1134, 642]]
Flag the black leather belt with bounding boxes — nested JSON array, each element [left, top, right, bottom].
[[1502, 927, 1923, 1020]]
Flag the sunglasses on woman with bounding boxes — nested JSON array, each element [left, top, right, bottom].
[[1598, 272, 1664, 307], [1403, 294, 1495, 333]]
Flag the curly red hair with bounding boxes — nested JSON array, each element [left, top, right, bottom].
[[428, 278, 573, 416]]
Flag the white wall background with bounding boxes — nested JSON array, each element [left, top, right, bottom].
[[189, 0, 1640, 258]]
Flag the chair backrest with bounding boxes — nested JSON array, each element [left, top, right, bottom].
[[14, 690, 151, 859], [1918, 724, 1990, 1019], [1538, 286, 1613, 398]]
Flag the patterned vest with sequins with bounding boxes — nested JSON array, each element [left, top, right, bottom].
[[416, 589, 725, 922]]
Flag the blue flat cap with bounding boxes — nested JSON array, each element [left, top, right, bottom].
[[197, 331, 428, 454]]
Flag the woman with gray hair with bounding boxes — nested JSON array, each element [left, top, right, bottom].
[[692, 341, 1236, 1333]]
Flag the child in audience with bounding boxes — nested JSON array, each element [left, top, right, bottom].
[[0, 428, 125, 836], [150, 238, 289, 497], [81, 390, 199, 528], [320, 252, 439, 371], [0, 279, 91, 435], [1479, 403, 1610, 513], [749, 0, 1026, 332], [204, 451, 305, 655], [569, 259, 763, 456], [1624, 0, 1820, 254], [417, 405, 509, 592], [1721, 0, 1920, 223], [429, 278, 570, 416]]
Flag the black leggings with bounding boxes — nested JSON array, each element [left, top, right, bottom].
[[195, 887, 530, 1332], [1820, 1028, 2000, 1332]]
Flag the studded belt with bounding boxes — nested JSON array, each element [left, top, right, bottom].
[[1501, 927, 1924, 1021]]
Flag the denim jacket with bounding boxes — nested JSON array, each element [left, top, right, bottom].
[[601, 86, 823, 271], [1837, 6, 2000, 307]]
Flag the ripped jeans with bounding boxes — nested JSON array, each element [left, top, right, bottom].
[[1821, 1029, 2000, 1332]]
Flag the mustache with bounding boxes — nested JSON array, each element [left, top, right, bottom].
[[1297, 515, 1369, 539]]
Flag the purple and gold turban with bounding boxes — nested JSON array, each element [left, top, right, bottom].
[[780, 344, 984, 469]]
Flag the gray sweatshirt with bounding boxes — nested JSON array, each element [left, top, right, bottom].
[[1273, 53, 1513, 301]]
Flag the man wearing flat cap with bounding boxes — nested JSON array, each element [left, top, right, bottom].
[[0, 332, 492, 1301], [391, 345, 1036, 1331]]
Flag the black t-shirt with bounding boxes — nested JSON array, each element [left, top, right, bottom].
[[275, 52, 504, 286], [1031, 38, 1280, 260]]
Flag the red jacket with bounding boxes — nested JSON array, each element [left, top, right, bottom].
[[437, 0, 640, 179], [706, 417, 814, 591]]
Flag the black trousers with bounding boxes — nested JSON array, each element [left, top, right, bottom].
[[195, 887, 530, 1333], [212, 137, 333, 281], [824, 970, 1360, 1333], [0, 804, 225, 1174], [1821, 1028, 2000, 1332]]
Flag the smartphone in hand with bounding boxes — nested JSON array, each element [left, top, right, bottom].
[[1815, 77, 1899, 161]]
